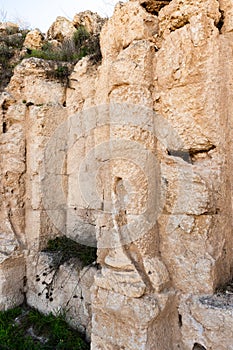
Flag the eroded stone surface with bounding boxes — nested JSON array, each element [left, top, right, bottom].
[[47, 16, 76, 42], [1, 1, 233, 349], [27, 252, 97, 339], [23, 29, 44, 50], [73, 11, 106, 35], [180, 295, 233, 350], [219, 0, 233, 33]]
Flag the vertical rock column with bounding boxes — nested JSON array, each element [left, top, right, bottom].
[[155, 0, 229, 294], [91, 2, 178, 349], [3, 57, 68, 309], [0, 91, 27, 309]]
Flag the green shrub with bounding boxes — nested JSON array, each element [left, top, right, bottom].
[[5, 26, 19, 35], [2, 32, 27, 49], [26, 41, 83, 62], [54, 65, 69, 79], [0, 44, 14, 63], [0, 28, 29, 91], [0, 306, 89, 350], [43, 236, 97, 267], [25, 25, 101, 63], [73, 26, 90, 48]]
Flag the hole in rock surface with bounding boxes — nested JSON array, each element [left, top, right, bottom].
[[2, 121, 7, 133], [167, 149, 191, 163], [140, 0, 172, 15], [178, 313, 182, 327], [193, 343, 207, 350]]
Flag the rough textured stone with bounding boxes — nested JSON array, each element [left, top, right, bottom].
[[23, 29, 44, 50], [67, 57, 99, 113], [179, 295, 233, 350], [27, 252, 96, 339], [134, 0, 172, 13], [73, 11, 106, 35], [100, 1, 159, 61], [158, 0, 220, 37], [219, 0, 233, 33], [0, 256, 26, 309], [2, 1, 233, 350], [91, 286, 177, 350], [47, 16, 76, 42]]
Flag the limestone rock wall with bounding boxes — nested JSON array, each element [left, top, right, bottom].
[[90, 1, 233, 349], [1, 1, 233, 349]]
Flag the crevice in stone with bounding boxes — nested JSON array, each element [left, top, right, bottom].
[[167, 150, 192, 163], [2, 100, 9, 133], [190, 208, 219, 217], [168, 145, 216, 164], [108, 83, 130, 97], [178, 313, 182, 327], [190, 145, 216, 162], [21, 275, 28, 305], [2, 100, 9, 111], [126, 243, 154, 292], [216, 9, 225, 32], [141, 2, 158, 16], [190, 145, 216, 156], [169, 19, 190, 33], [215, 276, 233, 295], [2, 121, 7, 133]]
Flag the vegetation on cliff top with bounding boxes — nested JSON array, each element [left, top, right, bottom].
[[0, 23, 101, 91], [25, 26, 101, 63], [0, 25, 28, 91]]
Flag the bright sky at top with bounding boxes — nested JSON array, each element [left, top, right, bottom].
[[0, 0, 126, 32]]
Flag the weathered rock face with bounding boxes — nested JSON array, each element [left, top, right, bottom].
[[73, 11, 106, 35], [1, 1, 233, 349], [47, 16, 76, 42], [23, 29, 44, 50], [27, 252, 96, 340]]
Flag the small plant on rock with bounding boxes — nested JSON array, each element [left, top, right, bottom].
[[0, 305, 89, 349], [35, 236, 97, 303], [43, 236, 97, 268], [25, 25, 101, 63]]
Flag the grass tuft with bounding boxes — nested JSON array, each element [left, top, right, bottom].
[[0, 306, 89, 349], [43, 236, 97, 267]]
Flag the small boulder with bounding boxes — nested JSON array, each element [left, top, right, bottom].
[[73, 11, 106, 35], [23, 29, 44, 50], [47, 16, 76, 42]]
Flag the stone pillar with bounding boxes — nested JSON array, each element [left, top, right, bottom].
[[0, 91, 26, 309]]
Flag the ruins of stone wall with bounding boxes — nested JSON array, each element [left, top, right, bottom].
[[1, 0, 233, 349]]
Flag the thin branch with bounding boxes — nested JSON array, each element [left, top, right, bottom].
[[0, 8, 7, 22]]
